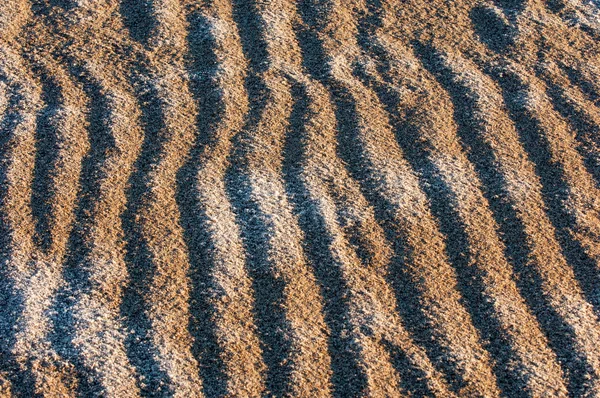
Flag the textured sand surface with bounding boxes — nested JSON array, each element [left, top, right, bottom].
[[1, 0, 600, 396]]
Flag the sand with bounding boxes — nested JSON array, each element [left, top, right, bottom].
[[1, 0, 600, 396]]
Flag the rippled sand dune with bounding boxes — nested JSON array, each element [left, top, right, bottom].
[[1, 0, 600, 396]]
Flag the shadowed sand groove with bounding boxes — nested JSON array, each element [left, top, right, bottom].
[[30, 69, 61, 253], [46, 4, 148, 397], [121, 0, 205, 395], [0, 48, 47, 397], [178, 0, 266, 396], [283, 77, 456, 397], [540, 63, 600, 187], [415, 45, 600, 395], [59, 64, 143, 397], [490, 65, 600, 395], [44, 4, 146, 389], [296, 0, 502, 395], [0, 46, 79, 397], [545, 0, 600, 38], [121, 60, 173, 396], [2, 0, 600, 395], [402, 43, 571, 396], [120, 0, 156, 45], [559, 63, 600, 107], [351, 4, 569, 394], [226, 0, 332, 395]]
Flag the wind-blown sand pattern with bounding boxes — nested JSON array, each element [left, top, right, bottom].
[[1, 0, 600, 396]]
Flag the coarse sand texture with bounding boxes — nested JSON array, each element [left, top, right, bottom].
[[1, 0, 600, 396]]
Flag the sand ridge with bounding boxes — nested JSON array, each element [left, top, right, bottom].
[[1, 0, 600, 396]]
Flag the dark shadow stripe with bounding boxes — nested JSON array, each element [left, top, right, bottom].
[[327, 63, 465, 396], [493, 0, 527, 14], [541, 76, 600, 187], [351, 59, 520, 397], [546, 0, 566, 13], [120, 60, 173, 398], [414, 42, 592, 397], [224, 168, 293, 398], [51, 0, 73, 8], [578, 24, 600, 40], [29, 0, 74, 17], [353, 5, 508, 394], [119, 0, 156, 45], [228, 1, 294, 395], [558, 64, 600, 107], [295, 2, 446, 394], [537, 0, 598, 41], [176, 9, 228, 397], [356, 0, 389, 69], [383, 339, 436, 398], [552, 7, 600, 41], [48, 60, 116, 398], [281, 81, 367, 398], [30, 65, 61, 253], [499, 67, 600, 304], [231, 0, 269, 75], [470, 5, 515, 54]]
